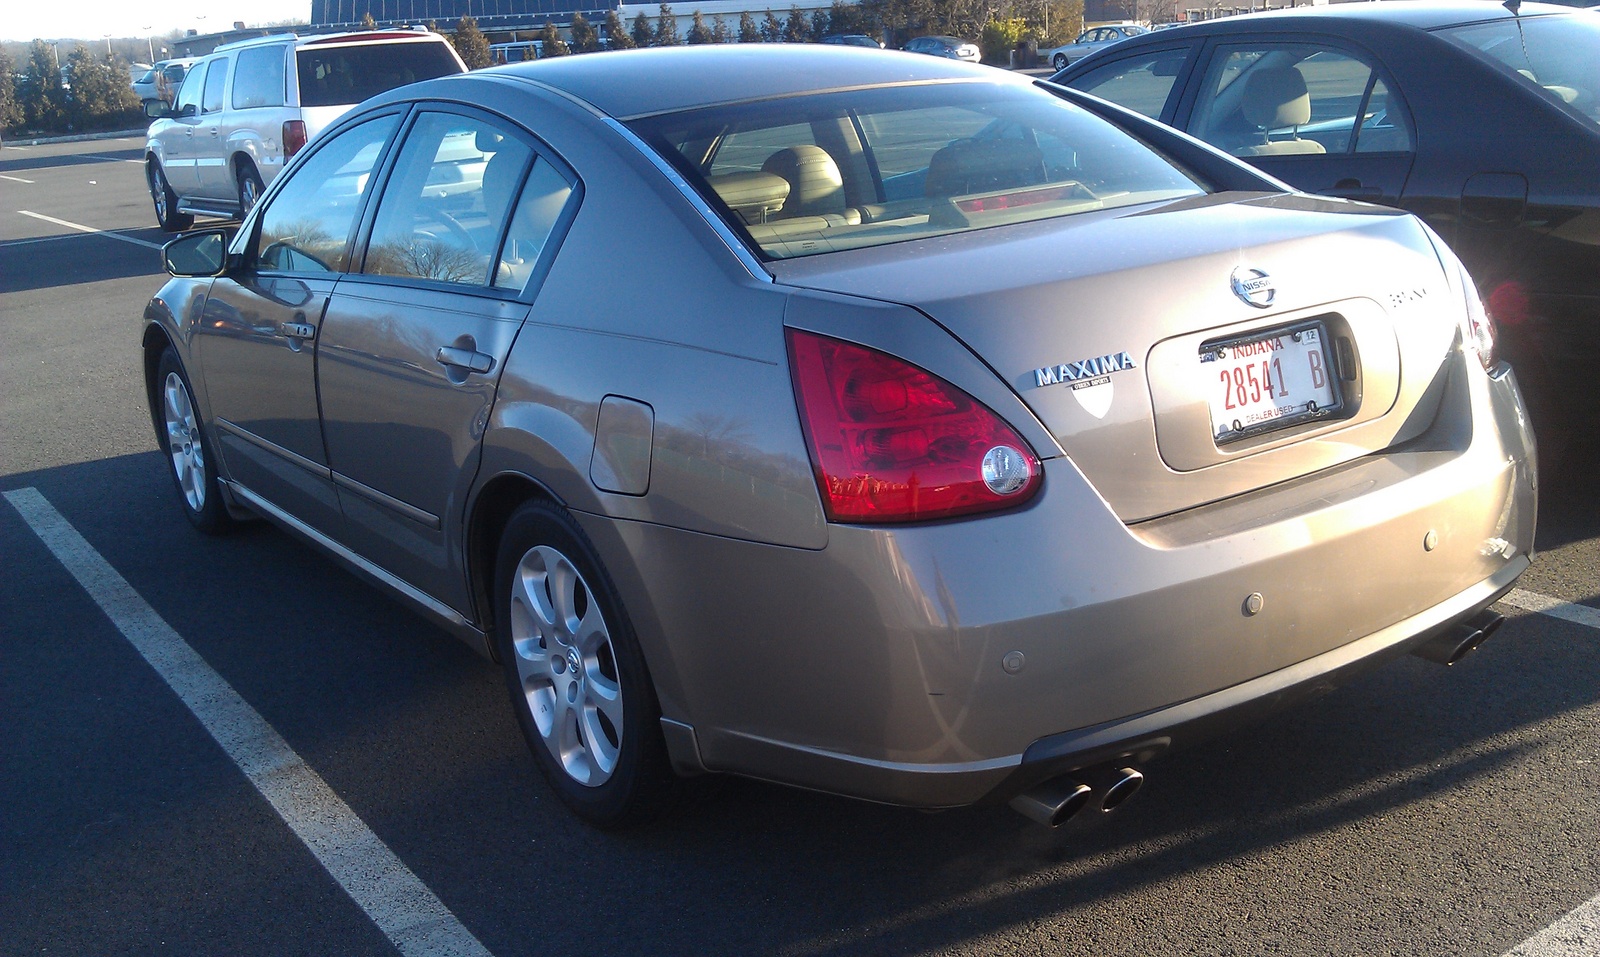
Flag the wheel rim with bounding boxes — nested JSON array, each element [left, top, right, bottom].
[[151, 168, 169, 220], [508, 544, 624, 787], [239, 174, 260, 214], [162, 371, 206, 512]]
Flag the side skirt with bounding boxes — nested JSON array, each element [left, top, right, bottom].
[[222, 479, 492, 659]]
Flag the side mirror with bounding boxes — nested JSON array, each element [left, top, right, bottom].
[[163, 228, 236, 278], [144, 100, 172, 120]]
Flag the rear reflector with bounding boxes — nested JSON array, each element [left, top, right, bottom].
[[787, 329, 1041, 523]]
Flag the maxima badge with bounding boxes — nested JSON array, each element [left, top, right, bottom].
[[1033, 351, 1136, 419], [1231, 267, 1276, 308]]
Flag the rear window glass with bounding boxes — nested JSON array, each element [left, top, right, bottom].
[[1436, 14, 1600, 130], [630, 81, 1205, 260], [295, 41, 461, 108]]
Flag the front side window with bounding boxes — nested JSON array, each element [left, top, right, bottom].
[[232, 46, 287, 109], [174, 64, 205, 116], [255, 115, 399, 274], [1189, 44, 1413, 157], [632, 81, 1205, 260], [201, 56, 229, 114], [363, 112, 533, 286], [1437, 14, 1600, 130], [1070, 48, 1195, 119]]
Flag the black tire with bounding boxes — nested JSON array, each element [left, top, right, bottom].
[[1053, 53, 1068, 71], [148, 162, 193, 232], [493, 500, 677, 829], [236, 162, 264, 219], [153, 347, 232, 534]]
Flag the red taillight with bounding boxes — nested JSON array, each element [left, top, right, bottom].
[[283, 120, 308, 159], [787, 329, 1041, 523]]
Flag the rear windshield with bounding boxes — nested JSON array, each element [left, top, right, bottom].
[[629, 81, 1206, 260], [1436, 14, 1600, 130], [296, 41, 460, 108]]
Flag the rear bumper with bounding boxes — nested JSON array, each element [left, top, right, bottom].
[[585, 359, 1535, 809]]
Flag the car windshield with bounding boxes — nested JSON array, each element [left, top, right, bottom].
[[1436, 14, 1600, 129], [295, 41, 461, 107], [630, 81, 1206, 260]]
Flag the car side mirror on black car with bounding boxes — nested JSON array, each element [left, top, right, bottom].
[[162, 228, 238, 278]]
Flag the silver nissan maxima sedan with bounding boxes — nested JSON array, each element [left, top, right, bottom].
[[143, 45, 1535, 829]]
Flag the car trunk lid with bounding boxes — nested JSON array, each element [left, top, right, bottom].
[[769, 192, 1462, 522]]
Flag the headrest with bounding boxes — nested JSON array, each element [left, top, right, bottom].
[[761, 145, 845, 216], [924, 137, 1045, 198], [1243, 67, 1312, 130], [707, 171, 791, 224]]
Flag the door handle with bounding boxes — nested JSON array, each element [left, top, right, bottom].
[[436, 346, 494, 374], [1328, 179, 1382, 200], [281, 321, 315, 340]]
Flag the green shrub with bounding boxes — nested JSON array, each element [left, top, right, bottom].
[[980, 18, 1027, 65]]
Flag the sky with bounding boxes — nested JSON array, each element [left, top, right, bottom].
[[2, 0, 312, 44]]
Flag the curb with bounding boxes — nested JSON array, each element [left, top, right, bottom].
[[3, 128, 147, 147]]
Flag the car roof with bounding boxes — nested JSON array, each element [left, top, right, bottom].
[[1148, 0, 1582, 33], [485, 45, 1007, 120], [212, 28, 447, 54]]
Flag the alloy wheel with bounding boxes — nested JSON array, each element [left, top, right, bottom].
[[162, 371, 206, 512], [507, 544, 625, 786]]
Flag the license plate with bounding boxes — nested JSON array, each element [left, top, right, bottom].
[[1202, 323, 1339, 442]]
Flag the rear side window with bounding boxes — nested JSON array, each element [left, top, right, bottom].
[[363, 112, 533, 287], [1189, 44, 1413, 157], [232, 46, 287, 109], [295, 41, 461, 108], [201, 57, 229, 114], [1070, 48, 1194, 119]]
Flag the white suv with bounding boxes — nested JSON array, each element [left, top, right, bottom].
[[144, 29, 466, 231]]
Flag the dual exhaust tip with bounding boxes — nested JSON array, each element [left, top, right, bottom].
[[1010, 765, 1145, 828], [1012, 611, 1508, 827]]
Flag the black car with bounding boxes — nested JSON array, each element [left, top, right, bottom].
[[1050, 1, 1600, 461]]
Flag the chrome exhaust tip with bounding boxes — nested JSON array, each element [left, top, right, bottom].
[[1412, 611, 1505, 666], [1009, 778, 1093, 828], [1096, 766, 1144, 813]]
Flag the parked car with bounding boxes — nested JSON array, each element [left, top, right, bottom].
[[132, 57, 198, 109], [902, 35, 981, 62], [143, 29, 466, 232], [1050, 0, 1600, 461], [1041, 22, 1148, 71], [820, 33, 884, 48], [145, 45, 1533, 830]]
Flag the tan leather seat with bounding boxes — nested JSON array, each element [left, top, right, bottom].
[[761, 146, 853, 219], [1235, 67, 1326, 157]]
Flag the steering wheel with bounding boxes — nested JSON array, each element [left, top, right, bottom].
[[415, 209, 477, 252]]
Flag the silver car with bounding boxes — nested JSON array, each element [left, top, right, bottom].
[[144, 46, 1535, 830], [1042, 22, 1149, 70]]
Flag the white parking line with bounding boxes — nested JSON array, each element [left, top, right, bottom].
[[2, 488, 495, 957], [81, 153, 146, 164], [16, 210, 163, 250], [1500, 588, 1600, 631], [1504, 891, 1600, 956], [1495, 586, 1600, 956], [0, 173, 35, 184]]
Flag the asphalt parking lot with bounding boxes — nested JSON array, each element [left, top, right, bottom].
[[2, 135, 1597, 957]]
